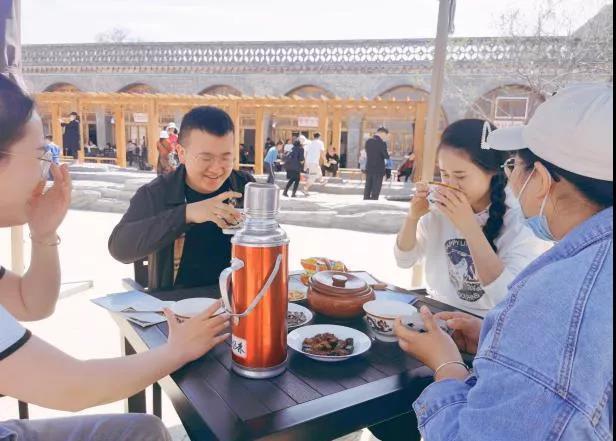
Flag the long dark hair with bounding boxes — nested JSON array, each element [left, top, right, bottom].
[[0, 75, 35, 161], [517, 149, 613, 209], [439, 119, 509, 252]]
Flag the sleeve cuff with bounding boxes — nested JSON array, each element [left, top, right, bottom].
[[481, 269, 514, 307], [0, 330, 32, 361], [413, 377, 475, 427], [394, 240, 422, 269]]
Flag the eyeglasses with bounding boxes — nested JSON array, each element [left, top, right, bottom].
[[189, 153, 235, 168], [0, 149, 54, 179], [501, 157, 517, 178]]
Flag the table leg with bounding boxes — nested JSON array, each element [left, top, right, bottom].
[[122, 337, 147, 413]]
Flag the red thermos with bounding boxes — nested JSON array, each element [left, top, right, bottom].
[[219, 183, 289, 379]]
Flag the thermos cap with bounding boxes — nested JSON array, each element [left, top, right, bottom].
[[244, 183, 280, 219]]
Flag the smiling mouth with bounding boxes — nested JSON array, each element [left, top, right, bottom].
[[203, 174, 225, 180]]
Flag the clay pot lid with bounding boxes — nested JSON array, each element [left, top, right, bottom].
[[310, 271, 369, 296]]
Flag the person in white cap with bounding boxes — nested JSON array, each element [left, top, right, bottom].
[[393, 84, 613, 440]]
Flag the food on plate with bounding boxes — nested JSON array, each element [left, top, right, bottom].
[[300, 258, 348, 285], [302, 333, 355, 357], [287, 311, 308, 327], [289, 290, 307, 302]]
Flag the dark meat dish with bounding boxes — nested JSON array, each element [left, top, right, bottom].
[[302, 333, 354, 357], [288, 311, 308, 327]]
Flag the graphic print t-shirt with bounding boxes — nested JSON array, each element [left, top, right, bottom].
[[445, 238, 485, 302]]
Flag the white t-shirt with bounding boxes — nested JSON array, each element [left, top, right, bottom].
[[394, 189, 551, 316], [305, 140, 325, 165], [0, 304, 30, 361]]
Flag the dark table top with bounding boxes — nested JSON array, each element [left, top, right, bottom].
[[113, 283, 471, 441]]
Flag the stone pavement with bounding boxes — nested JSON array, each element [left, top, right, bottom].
[[69, 164, 414, 234], [0, 209, 411, 440]]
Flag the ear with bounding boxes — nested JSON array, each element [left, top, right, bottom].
[[177, 144, 187, 165], [533, 161, 553, 200]]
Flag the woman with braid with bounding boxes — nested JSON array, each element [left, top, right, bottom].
[[395, 119, 548, 317]]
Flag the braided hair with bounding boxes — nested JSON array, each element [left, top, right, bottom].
[[439, 119, 509, 252]]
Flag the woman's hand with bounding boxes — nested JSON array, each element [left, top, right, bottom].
[[26, 164, 72, 241], [409, 182, 430, 221], [435, 311, 483, 355], [433, 187, 479, 236], [164, 300, 230, 366], [394, 306, 463, 372]]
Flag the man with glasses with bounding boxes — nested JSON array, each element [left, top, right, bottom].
[[109, 107, 255, 290]]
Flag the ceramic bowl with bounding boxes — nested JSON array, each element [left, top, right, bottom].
[[363, 300, 417, 342]]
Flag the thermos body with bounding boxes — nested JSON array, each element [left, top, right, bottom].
[[219, 183, 290, 379], [230, 244, 289, 375]]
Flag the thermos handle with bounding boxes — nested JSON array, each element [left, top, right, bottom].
[[219, 258, 245, 315], [219, 254, 283, 318]]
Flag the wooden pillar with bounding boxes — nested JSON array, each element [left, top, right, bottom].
[[254, 108, 265, 175], [413, 101, 428, 182], [51, 104, 63, 150], [318, 103, 329, 150], [77, 100, 86, 163], [114, 105, 127, 168], [332, 111, 342, 154], [148, 99, 160, 168], [228, 102, 241, 170]]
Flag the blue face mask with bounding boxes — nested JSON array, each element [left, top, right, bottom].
[[517, 169, 556, 242]]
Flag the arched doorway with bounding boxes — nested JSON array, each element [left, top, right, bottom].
[[44, 82, 81, 93], [285, 85, 334, 99], [468, 85, 545, 128], [118, 83, 158, 94], [200, 85, 243, 96]]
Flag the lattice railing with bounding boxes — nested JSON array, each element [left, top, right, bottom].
[[23, 37, 612, 74]]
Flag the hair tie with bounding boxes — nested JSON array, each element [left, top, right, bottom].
[[481, 121, 492, 150]]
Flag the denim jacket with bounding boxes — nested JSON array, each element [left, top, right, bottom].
[[414, 208, 613, 440]]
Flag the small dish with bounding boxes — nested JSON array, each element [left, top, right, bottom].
[[363, 300, 417, 343], [170, 298, 225, 319], [287, 303, 314, 329], [287, 324, 372, 362], [288, 274, 308, 302]]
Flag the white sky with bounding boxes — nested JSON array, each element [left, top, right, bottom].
[[23, 0, 609, 44]]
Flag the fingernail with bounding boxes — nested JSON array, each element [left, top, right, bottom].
[[420, 306, 430, 315]]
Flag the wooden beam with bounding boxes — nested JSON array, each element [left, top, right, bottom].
[[114, 105, 127, 168], [77, 99, 86, 163], [413, 101, 428, 182], [254, 108, 265, 175], [318, 103, 329, 151], [228, 102, 241, 170], [51, 104, 63, 150], [148, 99, 160, 168], [332, 111, 342, 154]]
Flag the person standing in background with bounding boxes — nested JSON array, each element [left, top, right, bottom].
[[156, 130, 174, 176], [264, 141, 281, 184], [398, 152, 416, 183], [44, 135, 61, 166], [303, 133, 325, 195], [363, 127, 390, 200], [322, 146, 340, 177], [60, 112, 81, 161], [283, 139, 305, 198]]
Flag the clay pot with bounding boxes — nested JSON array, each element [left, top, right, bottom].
[[307, 271, 375, 320]]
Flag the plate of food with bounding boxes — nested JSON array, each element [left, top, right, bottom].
[[288, 273, 309, 302], [287, 324, 372, 362], [287, 303, 313, 329]]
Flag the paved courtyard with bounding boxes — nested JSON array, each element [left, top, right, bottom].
[[0, 207, 413, 440]]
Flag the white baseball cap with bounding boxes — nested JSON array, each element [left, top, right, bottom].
[[487, 83, 613, 181], [298, 135, 309, 146], [159, 130, 169, 139], [166, 122, 178, 130]]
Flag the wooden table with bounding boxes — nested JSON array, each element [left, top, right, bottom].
[[113, 285, 468, 441]]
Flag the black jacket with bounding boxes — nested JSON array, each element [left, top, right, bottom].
[[284, 145, 305, 172], [108, 165, 255, 291], [364, 135, 390, 175], [61, 120, 81, 150]]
